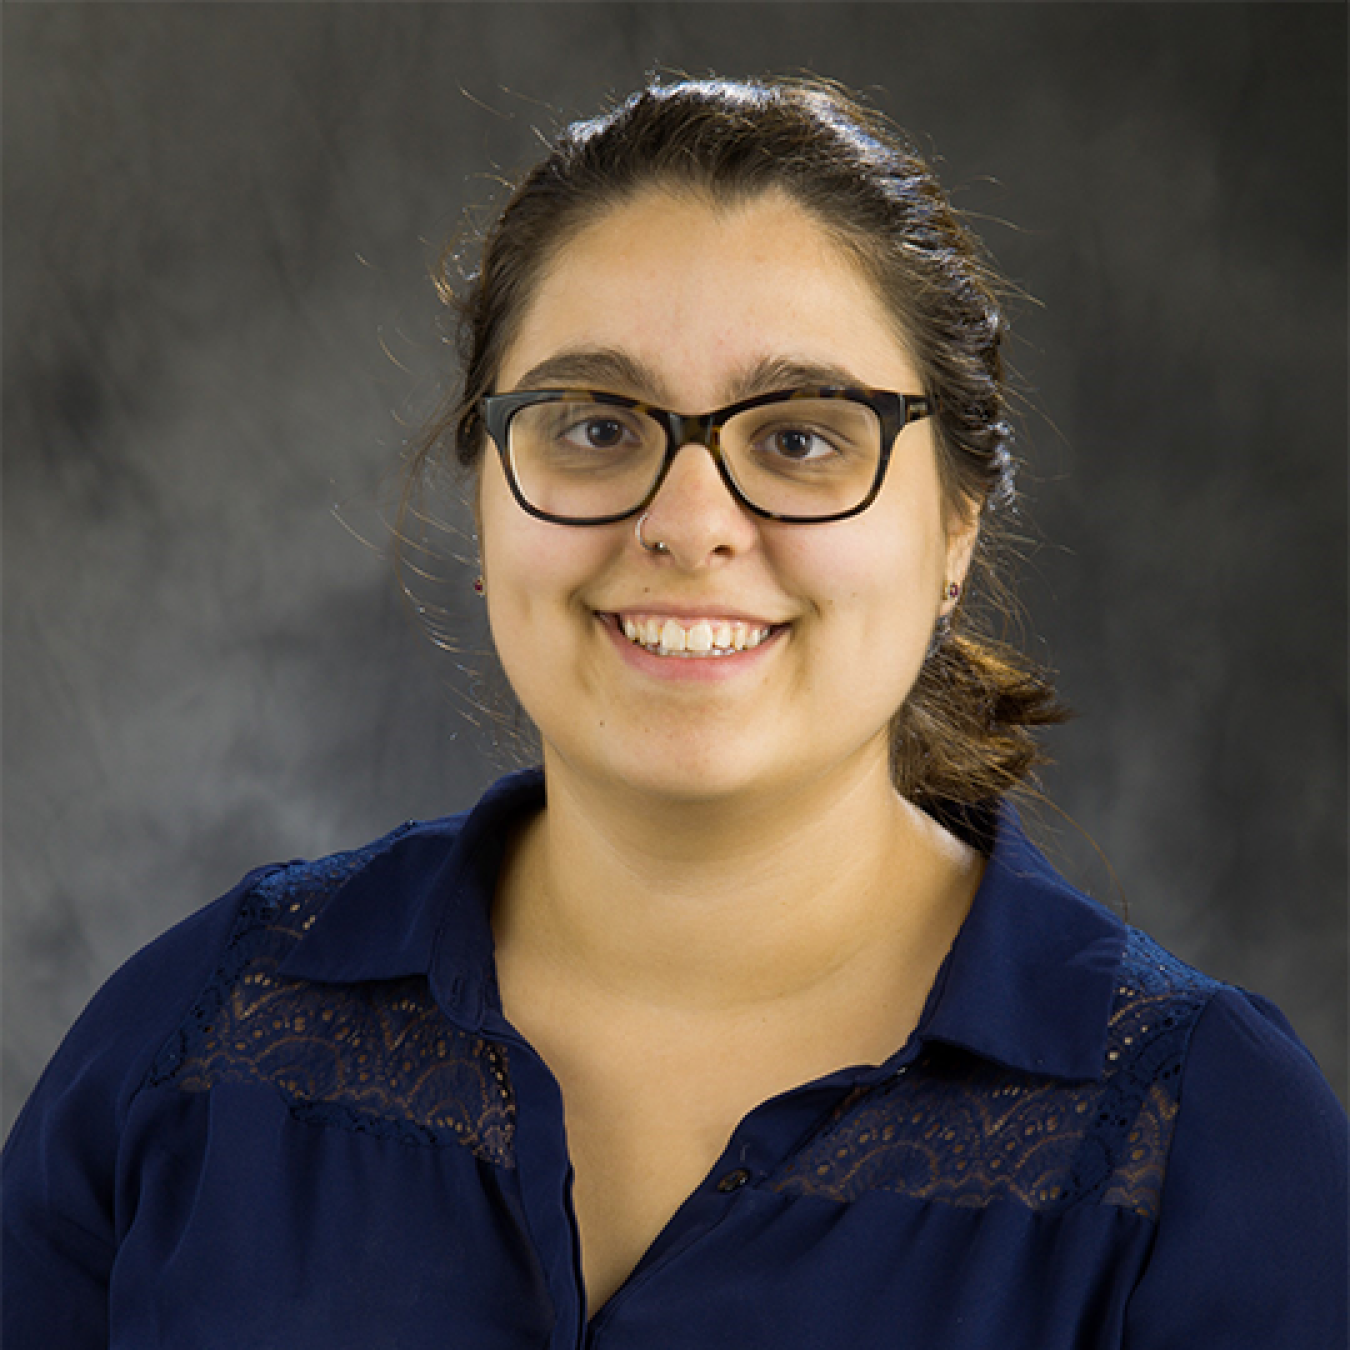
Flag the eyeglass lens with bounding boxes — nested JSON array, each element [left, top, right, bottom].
[[506, 395, 883, 521]]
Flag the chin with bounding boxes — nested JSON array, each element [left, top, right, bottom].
[[548, 732, 785, 808]]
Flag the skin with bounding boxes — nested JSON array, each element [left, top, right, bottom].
[[480, 186, 985, 1312]]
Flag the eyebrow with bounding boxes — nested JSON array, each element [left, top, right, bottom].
[[732, 356, 865, 401], [510, 350, 666, 400], [508, 349, 869, 407]]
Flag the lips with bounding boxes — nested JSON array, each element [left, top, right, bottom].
[[610, 613, 778, 658]]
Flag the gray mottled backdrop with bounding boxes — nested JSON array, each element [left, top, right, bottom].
[[5, 2, 1345, 1134]]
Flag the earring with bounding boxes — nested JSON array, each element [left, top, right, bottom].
[[473, 576, 486, 597], [945, 581, 961, 601]]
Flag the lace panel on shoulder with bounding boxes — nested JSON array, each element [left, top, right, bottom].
[[768, 930, 1217, 1220], [147, 841, 516, 1166]]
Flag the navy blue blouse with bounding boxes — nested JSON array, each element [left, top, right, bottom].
[[5, 769, 1346, 1347]]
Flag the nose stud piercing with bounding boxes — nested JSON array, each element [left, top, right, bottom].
[[636, 513, 670, 555]]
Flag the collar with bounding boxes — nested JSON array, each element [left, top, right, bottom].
[[279, 768, 1124, 1082], [915, 802, 1125, 1081], [277, 769, 543, 1024]]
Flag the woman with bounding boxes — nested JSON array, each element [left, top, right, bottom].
[[5, 75, 1345, 1347]]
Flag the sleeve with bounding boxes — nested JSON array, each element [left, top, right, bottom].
[[1, 872, 269, 1349], [1123, 988, 1349, 1347]]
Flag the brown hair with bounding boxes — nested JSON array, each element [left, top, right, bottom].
[[408, 75, 1067, 814]]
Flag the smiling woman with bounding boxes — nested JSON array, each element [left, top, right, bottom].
[[4, 75, 1345, 1349], [477, 186, 981, 810]]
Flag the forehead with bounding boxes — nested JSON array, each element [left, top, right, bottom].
[[498, 187, 920, 406]]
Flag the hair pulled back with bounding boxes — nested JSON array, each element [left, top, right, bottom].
[[413, 74, 1066, 813]]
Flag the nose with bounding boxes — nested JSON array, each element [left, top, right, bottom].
[[637, 439, 758, 568]]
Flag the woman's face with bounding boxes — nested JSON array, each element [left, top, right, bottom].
[[479, 187, 977, 805]]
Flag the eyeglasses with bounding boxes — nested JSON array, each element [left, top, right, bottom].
[[479, 385, 934, 526]]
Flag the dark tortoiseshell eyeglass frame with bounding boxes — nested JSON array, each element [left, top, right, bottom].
[[479, 385, 935, 526]]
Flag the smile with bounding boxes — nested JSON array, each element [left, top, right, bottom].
[[617, 614, 775, 658]]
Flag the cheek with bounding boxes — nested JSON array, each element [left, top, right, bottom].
[[479, 457, 555, 604], [478, 463, 619, 669], [771, 508, 948, 721], [776, 512, 947, 625], [478, 467, 556, 657]]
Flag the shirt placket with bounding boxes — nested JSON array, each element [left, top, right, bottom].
[[577, 1054, 924, 1346]]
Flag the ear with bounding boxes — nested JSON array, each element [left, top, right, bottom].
[[940, 503, 980, 616]]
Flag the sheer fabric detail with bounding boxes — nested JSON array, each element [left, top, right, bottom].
[[146, 837, 516, 1166], [768, 930, 1218, 1220]]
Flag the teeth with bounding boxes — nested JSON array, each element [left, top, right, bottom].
[[618, 615, 774, 658]]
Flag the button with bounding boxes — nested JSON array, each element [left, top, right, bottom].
[[716, 1168, 751, 1193]]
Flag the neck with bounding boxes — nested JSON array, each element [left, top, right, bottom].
[[494, 749, 981, 1015]]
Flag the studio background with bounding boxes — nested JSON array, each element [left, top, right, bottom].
[[4, 1, 1345, 1134]]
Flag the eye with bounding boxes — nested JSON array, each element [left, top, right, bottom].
[[563, 415, 635, 451], [544, 404, 650, 456], [762, 427, 836, 463], [747, 422, 846, 469]]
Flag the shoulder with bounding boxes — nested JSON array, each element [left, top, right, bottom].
[[773, 899, 1344, 1229], [1110, 925, 1341, 1135], [1111, 941, 1348, 1342], [4, 817, 456, 1152], [0, 814, 474, 1335], [977, 805, 1338, 1146], [7, 768, 545, 1151], [1159, 961, 1347, 1178]]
